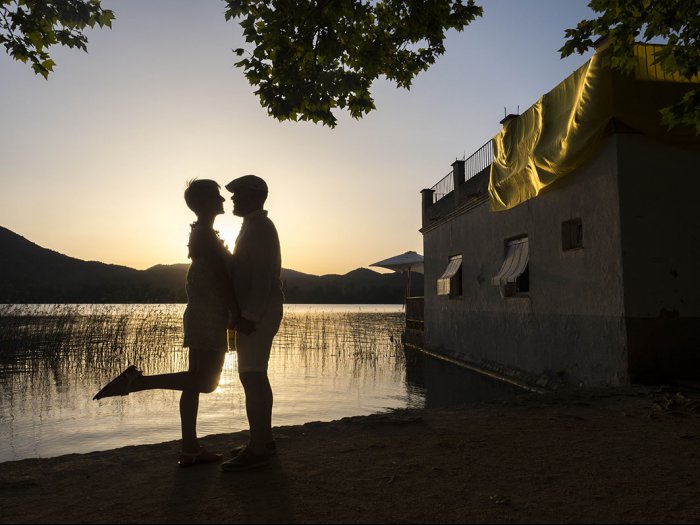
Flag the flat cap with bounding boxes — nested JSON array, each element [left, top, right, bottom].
[[225, 174, 268, 193]]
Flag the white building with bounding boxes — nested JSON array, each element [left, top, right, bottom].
[[413, 44, 700, 387]]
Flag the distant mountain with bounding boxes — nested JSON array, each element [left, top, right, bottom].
[[0, 226, 422, 303], [282, 267, 422, 304]]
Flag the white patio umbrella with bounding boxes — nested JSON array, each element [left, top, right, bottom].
[[370, 251, 424, 304]]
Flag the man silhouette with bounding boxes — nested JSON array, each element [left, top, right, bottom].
[[220, 174, 284, 472]]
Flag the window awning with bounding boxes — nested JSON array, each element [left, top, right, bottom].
[[437, 255, 462, 296], [492, 238, 529, 286]]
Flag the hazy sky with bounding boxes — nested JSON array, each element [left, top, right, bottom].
[[0, 0, 594, 275]]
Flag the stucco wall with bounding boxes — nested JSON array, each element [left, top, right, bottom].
[[422, 135, 629, 386], [616, 134, 700, 380]]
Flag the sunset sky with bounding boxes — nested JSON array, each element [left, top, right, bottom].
[[0, 0, 594, 275]]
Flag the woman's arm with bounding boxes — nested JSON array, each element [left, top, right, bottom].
[[192, 228, 241, 320]]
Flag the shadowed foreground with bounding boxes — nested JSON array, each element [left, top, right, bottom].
[[2, 388, 699, 523]]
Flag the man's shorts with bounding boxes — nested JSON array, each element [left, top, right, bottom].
[[234, 307, 283, 373]]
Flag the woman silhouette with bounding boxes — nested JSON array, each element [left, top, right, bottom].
[[94, 179, 238, 467]]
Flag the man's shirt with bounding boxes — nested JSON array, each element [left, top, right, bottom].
[[231, 209, 284, 322]]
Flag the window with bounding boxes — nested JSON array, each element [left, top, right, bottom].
[[437, 255, 463, 298], [492, 237, 529, 297], [562, 218, 583, 251]]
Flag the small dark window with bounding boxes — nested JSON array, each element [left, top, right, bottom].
[[437, 255, 462, 297], [562, 219, 583, 251], [451, 263, 463, 299], [492, 236, 529, 297], [517, 264, 529, 293], [502, 263, 529, 296]]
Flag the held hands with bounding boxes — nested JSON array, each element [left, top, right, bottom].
[[228, 311, 256, 335], [235, 317, 256, 336]]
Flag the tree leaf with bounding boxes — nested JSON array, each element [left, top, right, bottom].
[[560, 0, 699, 133], [1, 0, 114, 78]]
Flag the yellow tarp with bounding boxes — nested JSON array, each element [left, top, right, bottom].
[[633, 44, 700, 83], [488, 44, 700, 212]]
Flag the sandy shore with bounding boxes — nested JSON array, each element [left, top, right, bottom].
[[1, 386, 700, 524]]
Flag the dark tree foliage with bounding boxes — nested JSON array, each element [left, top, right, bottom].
[[0, 0, 114, 78], [1, 0, 482, 126], [224, 0, 482, 127], [560, 0, 700, 133], [5, 0, 696, 133]]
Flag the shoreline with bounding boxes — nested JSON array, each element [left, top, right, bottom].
[[2, 386, 700, 523]]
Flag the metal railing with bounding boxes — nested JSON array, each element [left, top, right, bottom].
[[464, 139, 494, 182], [634, 44, 700, 83], [428, 140, 495, 204], [430, 169, 454, 203], [405, 296, 424, 331]]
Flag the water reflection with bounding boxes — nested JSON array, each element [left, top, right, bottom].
[[0, 304, 420, 462], [0, 304, 525, 463], [403, 347, 525, 408]]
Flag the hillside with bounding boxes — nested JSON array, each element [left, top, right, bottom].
[[0, 226, 422, 303]]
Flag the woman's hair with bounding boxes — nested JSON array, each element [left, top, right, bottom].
[[184, 178, 221, 214]]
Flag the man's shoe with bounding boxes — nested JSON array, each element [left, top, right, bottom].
[[220, 448, 270, 472], [230, 441, 277, 458]]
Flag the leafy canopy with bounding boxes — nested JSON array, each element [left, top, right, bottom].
[[224, 0, 482, 127], [3, 0, 698, 132], [560, 0, 700, 133], [0, 0, 114, 79]]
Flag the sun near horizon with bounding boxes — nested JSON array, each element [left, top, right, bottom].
[[0, 1, 594, 276]]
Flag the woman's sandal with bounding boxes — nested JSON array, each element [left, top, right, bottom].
[[178, 447, 223, 468], [93, 365, 142, 400]]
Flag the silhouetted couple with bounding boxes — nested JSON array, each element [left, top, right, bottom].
[[94, 175, 283, 472]]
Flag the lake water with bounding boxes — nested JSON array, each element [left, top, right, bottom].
[[0, 304, 523, 463]]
